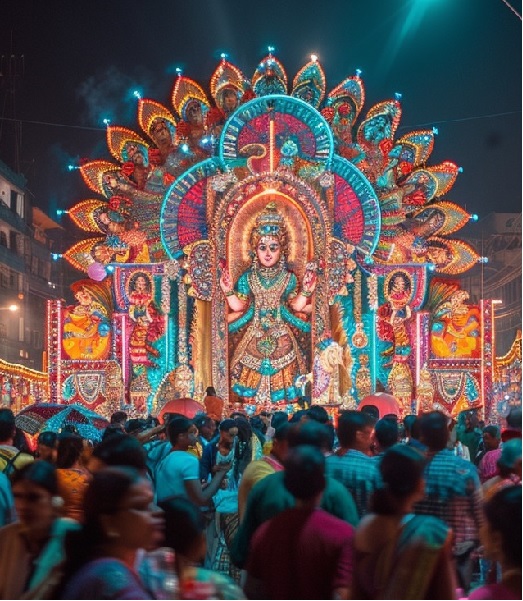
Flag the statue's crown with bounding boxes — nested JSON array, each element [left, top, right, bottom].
[[254, 202, 284, 236]]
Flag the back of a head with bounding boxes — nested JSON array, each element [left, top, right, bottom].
[[0, 408, 15, 442], [11, 460, 58, 495], [271, 411, 289, 430], [193, 414, 212, 431], [83, 466, 143, 529], [484, 485, 521, 567], [289, 409, 308, 424], [283, 444, 326, 500], [38, 431, 58, 449], [159, 496, 206, 556], [374, 418, 399, 451], [482, 424, 500, 440], [403, 414, 417, 436], [306, 405, 330, 424], [506, 407, 522, 430], [337, 409, 375, 448], [418, 411, 449, 451], [167, 417, 192, 445], [125, 418, 147, 436], [110, 410, 128, 426], [56, 433, 85, 469], [372, 444, 426, 515], [287, 419, 331, 451], [360, 404, 380, 422], [497, 437, 522, 477], [92, 433, 147, 471], [273, 421, 291, 442], [102, 424, 127, 441]]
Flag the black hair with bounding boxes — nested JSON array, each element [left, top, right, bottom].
[[92, 433, 147, 472], [337, 410, 375, 447], [283, 445, 326, 500], [273, 421, 291, 442], [109, 410, 128, 425], [101, 424, 127, 441], [219, 418, 237, 432], [506, 407, 522, 429], [0, 408, 15, 442], [306, 405, 330, 424], [484, 485, 521, 567], [11, 460, 58, 495], [482, 425, 500, 439], [271, 411, 289, 430], [360, 404, 380, 422], [56, 433, 85, 469], [167, 417, 192, 444], [287, 420, 331, 452], [374, 418, 399, 451], [418, 411, 449, 451], [159, 496, 206, 556], [38, 431, 58, 448], [57, 467, 145, 596], [371, 444, 426, 515]]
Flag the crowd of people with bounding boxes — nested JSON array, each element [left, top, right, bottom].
[[0, 401, 521, 600]]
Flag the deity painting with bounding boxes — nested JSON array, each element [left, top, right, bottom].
[[62, 280, 112, 361], [219, 202, 317, 408], [431, 290, 481, 358], [377, 270, 414, 365], [126, 271, 165, 374]]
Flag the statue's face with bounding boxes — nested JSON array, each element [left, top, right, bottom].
[[75, 288, 92, 306], [256, 236, 281, 268], [150, 119, 171, 145]]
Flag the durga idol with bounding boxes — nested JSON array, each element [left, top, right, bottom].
[[219, 202, 317, 409]]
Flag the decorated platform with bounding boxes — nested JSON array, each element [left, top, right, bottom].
[[43, 52, 499, 420]]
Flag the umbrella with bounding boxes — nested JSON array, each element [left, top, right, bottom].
[[157, 398, 205, 422], [15, 402, 110, 442], [358, 393, 401, 418]]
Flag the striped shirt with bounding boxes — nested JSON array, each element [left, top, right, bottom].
[[414, 448, 483, 552], [326, 449, 381, 518]]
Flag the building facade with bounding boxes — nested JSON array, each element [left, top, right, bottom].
[[0, 158, 63, 371]]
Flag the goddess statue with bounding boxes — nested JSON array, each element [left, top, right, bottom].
[[219, 203, 317, 409]]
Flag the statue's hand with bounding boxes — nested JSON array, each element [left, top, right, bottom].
[[302, 267, 317, 293], [219, 269, 233, 295]]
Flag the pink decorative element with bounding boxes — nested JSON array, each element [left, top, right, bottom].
[[87, 262, 107, 281]]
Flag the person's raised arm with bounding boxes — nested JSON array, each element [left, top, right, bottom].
[[184, 463, 230, 507]]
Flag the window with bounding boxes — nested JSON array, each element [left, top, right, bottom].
[[11, 190, 25, 218], [18, 316, 24, 342], [0, 230, 7, 247], [31, 330, 42, 349]]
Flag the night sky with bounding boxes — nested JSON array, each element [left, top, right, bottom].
[[0, 0, 521, 223]]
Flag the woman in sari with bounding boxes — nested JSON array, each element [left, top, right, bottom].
[[352, 444, 456, 599]]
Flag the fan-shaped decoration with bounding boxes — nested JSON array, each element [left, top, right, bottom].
[[414, 201, 470, 237], [68, 199, 110, 233], [395, 130, 435, 170], [427, 236, 481, 274], [210, 57, 248, 109], [331, 155, 381, 257], [79, 160, 120, 197], [357, 98, 402, 145], [62, 237, 104, 272], [291, 56, 326, 109], [171, 75, 210, 121], [137, 98, 177, 139], [220, 95, 333, 170], [252, 53, 288, 96], [326, 74, 366, 122], [161, 159, 219, 259], [106, 125, 150, 165]]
